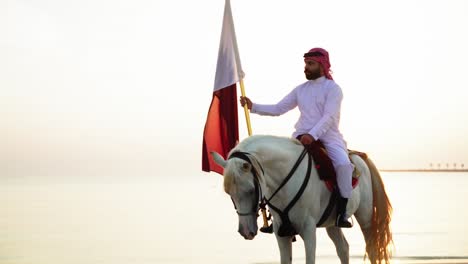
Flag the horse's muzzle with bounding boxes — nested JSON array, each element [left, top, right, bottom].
[[239, 230, 257, 240], [238, 223, 257, 240]]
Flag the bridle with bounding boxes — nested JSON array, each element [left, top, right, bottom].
[[227, 147, 337, 236], [227, 148, 310, 223], [227, 151, 264, 217]]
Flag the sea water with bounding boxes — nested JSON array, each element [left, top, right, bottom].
[[1, 172, 467, 264]]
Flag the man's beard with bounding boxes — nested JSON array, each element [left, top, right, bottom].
[[305, 68, 321, 80]]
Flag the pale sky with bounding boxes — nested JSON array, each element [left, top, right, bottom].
[[1, 0, 468, 177]]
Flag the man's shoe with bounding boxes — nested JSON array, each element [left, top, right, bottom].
[[336, 214, 353, 228], [336, 196, 353, 228], [260, 224, 273, 233]]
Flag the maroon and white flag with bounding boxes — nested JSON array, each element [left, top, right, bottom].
[[202, 0, 244, 174]]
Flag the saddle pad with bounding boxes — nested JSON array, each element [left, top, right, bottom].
[[306, 141, 364, 192]]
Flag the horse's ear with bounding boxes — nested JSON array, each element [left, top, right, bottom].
[[210, 151, 227, 169]]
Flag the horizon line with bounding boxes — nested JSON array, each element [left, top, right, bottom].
[[381, 169, 468, 172]]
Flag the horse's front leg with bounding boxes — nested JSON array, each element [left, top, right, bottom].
[[300, 221, 317, 264], [275, 235, 293, 264]]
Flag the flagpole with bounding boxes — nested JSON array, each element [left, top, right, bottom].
[[239, 79, 252, 136], [239, 79, 270, 231]]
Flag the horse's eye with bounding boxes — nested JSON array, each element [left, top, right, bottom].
[[242, 162, 250, 171]]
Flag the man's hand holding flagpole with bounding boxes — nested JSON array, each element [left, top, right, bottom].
[[239, 80, 252, 136]]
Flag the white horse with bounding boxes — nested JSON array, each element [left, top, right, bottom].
[[211, 135, 393, 264]]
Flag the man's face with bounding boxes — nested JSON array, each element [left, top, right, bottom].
[[304, 60, 322, 80]]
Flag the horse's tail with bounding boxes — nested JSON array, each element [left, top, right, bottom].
[[364, 157, 393, 264]]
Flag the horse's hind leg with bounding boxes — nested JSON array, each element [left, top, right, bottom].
[[357, 224, 377, 264], [355, 209, 376, 263], [326, 226, 349, 264]]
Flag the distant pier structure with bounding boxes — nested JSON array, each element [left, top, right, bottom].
[[383, 162, 467, 172]]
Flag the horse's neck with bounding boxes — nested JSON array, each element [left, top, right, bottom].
[[261, 150, 332, 223], [260, 146, 321, 207]]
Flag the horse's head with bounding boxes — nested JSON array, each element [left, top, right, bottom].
[[211, 151, 261, 240]]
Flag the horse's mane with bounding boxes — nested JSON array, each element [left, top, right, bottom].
[[223, 135, 302, 193], [232, 135, 301, 160]]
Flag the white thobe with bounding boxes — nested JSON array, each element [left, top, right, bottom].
[[251, 76, 354, 198], [251, 76, 346, 147]]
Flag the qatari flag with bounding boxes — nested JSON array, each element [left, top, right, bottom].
[[202, 0, 244, 174]]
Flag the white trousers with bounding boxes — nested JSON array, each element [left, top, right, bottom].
[[323, 143, 354, 198]]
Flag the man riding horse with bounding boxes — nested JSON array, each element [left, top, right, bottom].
[[240, 47, 353, 228]]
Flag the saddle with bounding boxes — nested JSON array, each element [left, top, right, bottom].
[[265, 139, 368, 236], [304, 140, 364, 192]]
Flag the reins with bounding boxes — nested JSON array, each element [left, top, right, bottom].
[[265, 148, 308, 203], [266, 148, 311, 236]]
